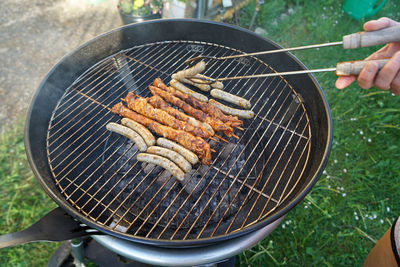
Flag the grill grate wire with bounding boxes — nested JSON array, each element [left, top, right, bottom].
[[46, 40, 312, 241]]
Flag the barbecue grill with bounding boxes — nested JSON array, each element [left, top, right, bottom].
[[0, 19, 331, 265], [48, 38, 312, 242]]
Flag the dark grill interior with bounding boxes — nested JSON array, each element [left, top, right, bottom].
[[46, 40, 311, 241]]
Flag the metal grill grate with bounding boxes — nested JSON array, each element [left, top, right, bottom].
[[46, 40, 311, 241]]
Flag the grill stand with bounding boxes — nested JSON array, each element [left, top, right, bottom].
[[47, 216, 283, 266], [91, 216, 284, 266]]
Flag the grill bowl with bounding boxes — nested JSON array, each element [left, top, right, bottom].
[[25, 19, 332, 247]]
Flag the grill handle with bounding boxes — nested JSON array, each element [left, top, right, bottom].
[[343, 25, 400, 49], [0, 208, 96, 249], [336, 59, 390, 76]]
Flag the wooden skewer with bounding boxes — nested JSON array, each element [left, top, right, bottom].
[[211, 149, 216, 153], [235, 126, 244, 131], [209, 137, 219, 142], [214, 134, 229, 143], [74, 88, 112, 111], [232, 134, 239, 140]]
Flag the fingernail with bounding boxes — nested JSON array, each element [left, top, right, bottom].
[[336, 81, 345, 89]]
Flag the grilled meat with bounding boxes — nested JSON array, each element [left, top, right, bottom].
[[148, 95, 214, 136], [124, 92, 210, 139], [111, 102, 211, 165], [153, 78, 243, 127], [148, 85, 234, 137]]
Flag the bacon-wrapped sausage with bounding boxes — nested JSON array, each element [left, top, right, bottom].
[[154, 78, 242, 127], [149, 85, 234, 137], [124, 92, 209, 139], [112, 102, 211, 165], [148, 95, 214, 136]]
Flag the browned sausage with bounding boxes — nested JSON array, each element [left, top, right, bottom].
[[210, 89, 251, 109], [106, 122, 147, 151], [171, 61, 206, 80], [147, 146, 192, 173], [121, 118, 155, 146], [170, 79, 208, 102], [156, 138, 199, 165], [208, 99, 254, 119], [137, 153, 185, 181]]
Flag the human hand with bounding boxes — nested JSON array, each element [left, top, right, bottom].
[[335, 17, 400, 95]]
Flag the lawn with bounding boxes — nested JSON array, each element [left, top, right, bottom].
[[232, 0, 400, 266], [0, 0, 399, 266]]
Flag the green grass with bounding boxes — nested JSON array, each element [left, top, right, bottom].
[[230, 0, 400, 266], [0, 1, 399, 266], [0, 120, 59, 266]]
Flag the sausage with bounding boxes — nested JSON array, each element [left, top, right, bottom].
[[171, 61, 206, 80], [210, 89, 252, 109], [170, 79, 208, 102], [208, 99, 254, 119], [147, 146, 192, 173], [136, 153, 185, 181], [121, 118, 155, 146], [106, 122, 147, 151], [156, 138, 199, 165], [194, 74, 224, 89], [178, 77, 211, 92]]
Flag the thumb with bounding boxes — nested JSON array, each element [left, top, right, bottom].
[[336, 76, 356, 89]]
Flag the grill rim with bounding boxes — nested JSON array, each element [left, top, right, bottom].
[[24, 18, 332, 247]]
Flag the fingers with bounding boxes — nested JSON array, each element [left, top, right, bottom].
[[375, 51, 400, 90], [363, 17, 399, 32], [357, 61, 380, 89], [365, 44, 393, 60], [355, 51, 400, 94], [339, 17, 400, 94], [335, 76, 356, 89]]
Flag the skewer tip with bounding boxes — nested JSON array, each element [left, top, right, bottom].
[[232, 134, 239, 140], [211, 148, 216, 153], [214, 134, 229, 143], [235, 126, 244, 131], [209, 137, 219, 142]]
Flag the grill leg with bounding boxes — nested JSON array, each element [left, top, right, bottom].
[[196, 0, 206, 18], [70, 238, 85, 267]]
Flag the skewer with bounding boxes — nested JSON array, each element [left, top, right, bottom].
[[187, 59, 391, 83], [73, 80, 227, 165], [235, 126, 244, 131], [185, 42, 343, 66], [185, 25, 400, 66], [77, 82, 243, 161], [209, 137, 219, 142], [214, 134, 229, 143], [74, 88, 112, 111]]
